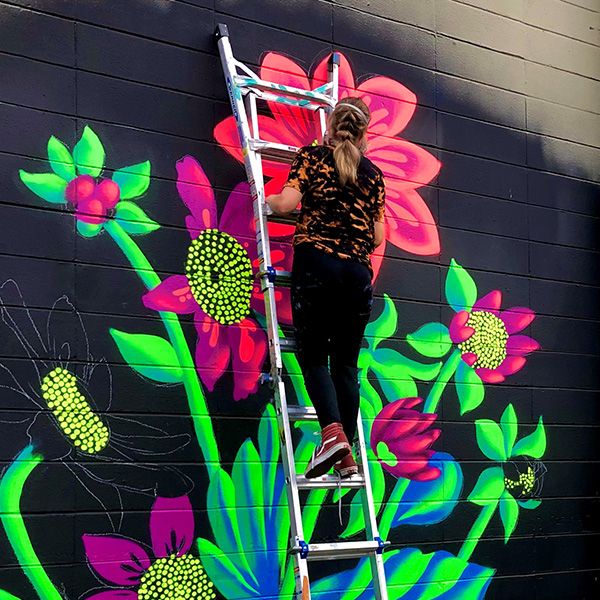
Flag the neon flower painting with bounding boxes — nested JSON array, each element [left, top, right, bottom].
[[143, 157, 292, 400], [83, 495, 216, 600], [214, 52, 441, 277]]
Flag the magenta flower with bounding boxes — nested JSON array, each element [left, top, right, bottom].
[[370, 397, 441, 481], [83, 495, 215, 599], [66, 174, 120, 226], [449, 290, 540, 384], [143, 157, 292, 400]]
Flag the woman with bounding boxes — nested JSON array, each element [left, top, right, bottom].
[[266, 97, 385, 479]]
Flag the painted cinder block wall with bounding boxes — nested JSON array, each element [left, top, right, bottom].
[[0, 1, 599, 599]]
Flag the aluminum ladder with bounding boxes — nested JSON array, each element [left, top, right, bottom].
[[215, 23, 389, 600]]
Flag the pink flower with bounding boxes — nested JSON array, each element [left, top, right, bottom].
[[143, 157, 292, 400], [83, 496, 215, 599], [214, 52, 442, 279], [449, 290, 540, 384], [370, 397, 441, 481], [66, 175, 120, 226]]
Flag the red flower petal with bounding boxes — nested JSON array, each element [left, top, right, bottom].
[[449, 310, 474, 343], [506, 335, 540, 356], [82, 535, 150, 586], [76, 197, 106, 225], [371, 239, 386, 282], [475, 368, 505, 383], [473, 290, 502, 315], [356, 76, 417, 137], [497, 355, 527, 376], [143, 275, 198, 314], [150, 496, 194, 559], [461, 352, 478, 367], [228, 318, 268, 401], [312, 53, 356, 98], [176, 156, 217, 236], [194, 312, 230, 391], [500, 307, 535, 334], [384, 187, 440, 255], [368, 136, 441, 190]]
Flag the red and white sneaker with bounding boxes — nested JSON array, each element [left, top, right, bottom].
[[334, 453, 359, 478], [304, 423, 351, 479]]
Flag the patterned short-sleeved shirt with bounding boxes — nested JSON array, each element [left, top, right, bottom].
[[284, 145, 386, 272]]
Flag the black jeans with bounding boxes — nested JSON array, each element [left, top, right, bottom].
[[291, 244, 373, 443]]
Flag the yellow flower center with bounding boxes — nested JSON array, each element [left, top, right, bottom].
[[137, 554, 216, 600], [458, 310, 508, 370], [504, 466, 535, 495], [185, 229, 253, 325], [41, 367, 109, 454]]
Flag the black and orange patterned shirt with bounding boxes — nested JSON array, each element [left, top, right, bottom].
[[284, 145, 386, 272]]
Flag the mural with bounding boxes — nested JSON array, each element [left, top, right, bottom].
[[0, 50, 546, 600]]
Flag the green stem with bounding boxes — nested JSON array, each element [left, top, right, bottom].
[[0, 447, 61, 600], [104, 220, 219, 474], [0, 592, 24, 600], [457, 501, 499, 562], [423, 348, 462, 414]]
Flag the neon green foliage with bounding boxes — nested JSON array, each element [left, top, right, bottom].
[[18, 171, 67, 203], [407, 322, 452, 358], [115, 201, 160, 235], [445, 258, 478, 312], [47, 136, 76, 181], [73, 126, 105, 177], [112, 160, 151, 199], [454, 359, 485, 414]]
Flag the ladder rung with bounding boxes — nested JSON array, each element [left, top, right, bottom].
[[287, 405, 318, 421], [235, 76, 335, 108], [249, 139, 299, 164], [293, 540, 386, 561], [296, 474, 365, 490], [258, 268, 292, 287], [279, 337, 298, 353]]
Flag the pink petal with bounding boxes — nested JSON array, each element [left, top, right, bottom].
[[497, 355, 527, 376], [410, 464, 443, 482], [84, 592, 138, 599], [449, 310, 474, 343], [356, 76, 417, 137], [76, 197, 106, 225], [461, 352, 478, 367], [384, 187, 440, 255], [475, 368, 505, 384], [142, 275, 198, 314], [82, 535, 150, 586], [176, 156, 217, 236], [194, 311, 230, 391], [260, 53, 319, 145], [368, 136, 441, 190], [506, 335, 540, 356], [472, 290, 502, 315], [228, 318, 268, 401], [500, 307, 535, 334], [150, 496, 194, 559], [214, 115, 244, 163], [371, 238, 386, 282], [312, 53, 356, 98]]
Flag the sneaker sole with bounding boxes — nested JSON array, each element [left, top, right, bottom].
[[334, 466, 359, 478], [304, 443, 351, 479]]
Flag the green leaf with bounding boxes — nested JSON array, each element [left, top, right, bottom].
[[114, 201, 160, 235], [512, 416, 546, 458], [500, 404, 518, 458], [518, 499, 541, 510], [19, 171, 67, 204], [109, 329, 183, 383], [358, 371, 383, 417], [499, 490, 519, 543], [112, 160, 151, 199], [0, 592, 23, 600], [77, 220, 103, 238], [445, 258, 478, 312], [73, 126, 105, 176], [468, 466, 505, 505], [363, 294, 397, 352], [475, 419, 508, 461], [47, 136, 76, 181], [407, 322, 452, 358], [454, 360, 485, 415]]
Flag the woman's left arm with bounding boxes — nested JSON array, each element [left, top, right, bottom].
[[266, 186, 302, 215]]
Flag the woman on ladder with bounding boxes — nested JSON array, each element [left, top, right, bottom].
[[266, 97, 386, 479]]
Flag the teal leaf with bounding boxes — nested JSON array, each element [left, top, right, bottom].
[[499, 490, 519, 543], [512, 416, 546, 459], [500, 404, 518, 458], [73, 126, 105, 176], [114, 201, 160, 235], [77, 220, 103, 238], [475, 419, 508, 461], [109, 329, 183, 383], [407, 322, 452, 358], [19, 171, 67, 204], [455, 360, 485, 415], [468, 466, 505, 505], [518, 499, 541, 510], [358, 371, 383, 417], [445, 258, 478, 312], [393, 452, 464, 526], [112, 160, 151, 199], [47, 136, 76, 181], [363, 293, 397, 353]]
